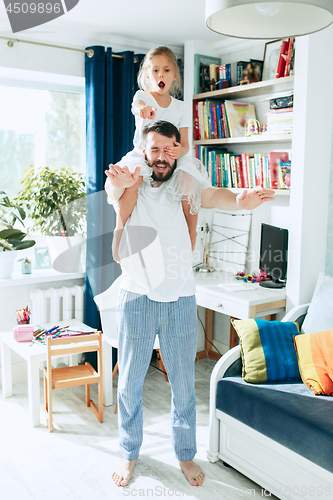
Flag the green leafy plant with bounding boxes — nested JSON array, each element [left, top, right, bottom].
[[16, 165, 86, 236], [0, 191, 36, 251]]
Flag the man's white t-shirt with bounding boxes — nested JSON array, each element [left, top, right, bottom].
[[132, 90, 190, 151], [117, 180, 195, 302]]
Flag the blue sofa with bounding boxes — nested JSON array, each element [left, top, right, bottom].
[[208, 304, 333, 500]]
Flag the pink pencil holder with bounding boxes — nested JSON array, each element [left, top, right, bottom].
[[13, 324, 34, 342]]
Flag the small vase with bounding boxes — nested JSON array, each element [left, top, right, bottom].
[[21, 262, 32, 274]]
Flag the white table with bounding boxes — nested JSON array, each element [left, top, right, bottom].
[[1, 320, 113, 427], [194, 271, 287, 357]]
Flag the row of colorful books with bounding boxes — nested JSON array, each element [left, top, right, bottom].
[[196, 146, 291, 190], [193, 99, 257, 140]]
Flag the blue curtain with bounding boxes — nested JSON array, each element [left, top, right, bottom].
[[84, 46, 144, 330]]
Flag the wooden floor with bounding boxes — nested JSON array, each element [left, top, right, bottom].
[[0, 357, 276, 500]]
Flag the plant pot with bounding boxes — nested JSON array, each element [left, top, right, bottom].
[[0, 250, 18, 279], [46, 235, 85, 273]]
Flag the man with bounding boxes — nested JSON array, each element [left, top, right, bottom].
[[105, 121, 274, 488]]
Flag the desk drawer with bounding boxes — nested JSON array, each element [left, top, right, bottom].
[[196, 291, 248, 318]]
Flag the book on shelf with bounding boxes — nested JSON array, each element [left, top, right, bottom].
[[278, 160, 291, 189], [193, 101, 200, 141], [266, 108, 293, 134], [267, 151, 290, 189], [199, 64, 211, 93], [284, 38, 295, 77], [218, 65, 229, 89], [194, 54, 222, 94], [224, 101, 257, 138], [209, 64, 219, 91], [275, 39, 289, 78]]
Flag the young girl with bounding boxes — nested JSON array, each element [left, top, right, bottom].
[[105, 46, 211, 261]]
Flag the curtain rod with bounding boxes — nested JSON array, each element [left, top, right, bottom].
[[0, 35, 139, 61]]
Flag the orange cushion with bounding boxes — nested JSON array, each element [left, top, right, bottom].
[[294, 330, 333, 396]]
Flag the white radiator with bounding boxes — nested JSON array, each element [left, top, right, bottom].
[[30, 285, 85, 367], [30, 285, 84, 327]]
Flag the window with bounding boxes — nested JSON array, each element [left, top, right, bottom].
[[0, 86, 85, 199]]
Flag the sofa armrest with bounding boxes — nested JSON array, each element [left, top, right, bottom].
[[282, 304, 310, 323], [208, 346, 241, 462]]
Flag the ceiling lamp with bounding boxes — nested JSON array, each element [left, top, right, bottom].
[[205, 0, 333, 39]]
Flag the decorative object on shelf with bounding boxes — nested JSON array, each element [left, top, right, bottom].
[[34, 247, 52, 270], [263, 39, 284, 80], [209, 210, 252, 274], [19, 257, 32, 274], [260, 123, 267, 134], [194, 223, 215, 273], [245, 119, 261, 136], [205, 0, 333, 39]]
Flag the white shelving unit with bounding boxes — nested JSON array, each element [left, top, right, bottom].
[[185, 29, 333, 310]]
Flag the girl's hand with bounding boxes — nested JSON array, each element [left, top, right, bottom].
[[165, 142, 183, 160], [236, 188, 275, 210], [105, 164, 141, 189], [140, 106, 156, 120]]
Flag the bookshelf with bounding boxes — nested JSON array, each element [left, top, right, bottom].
[[193, 74, 294, 193]]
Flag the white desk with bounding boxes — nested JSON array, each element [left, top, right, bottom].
[[194, 271, 287, 357], [1, 320, 113, 427]]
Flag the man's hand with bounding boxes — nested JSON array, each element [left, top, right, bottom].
[[105, 164, 141, 190], [139, 106, 156, 120], [236, 188, 275, 210], [165, 142, 183, 160]]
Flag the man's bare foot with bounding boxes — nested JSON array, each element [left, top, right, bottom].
[[112, 459, 137, 487], [179, 460, 205, 486]]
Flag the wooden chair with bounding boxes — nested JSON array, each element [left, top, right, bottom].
[[43, 332, 103, 432]]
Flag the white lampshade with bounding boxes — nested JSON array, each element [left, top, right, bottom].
[[206, 0, 333, 39]]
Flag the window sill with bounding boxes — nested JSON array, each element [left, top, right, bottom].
[[0, 269, 85, 288]]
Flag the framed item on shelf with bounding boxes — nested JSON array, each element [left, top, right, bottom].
[[34, 247, 52, 269], [262, 39, 283, 81]]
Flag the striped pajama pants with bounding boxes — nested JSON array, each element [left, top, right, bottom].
[[116, 289, 198, 462]]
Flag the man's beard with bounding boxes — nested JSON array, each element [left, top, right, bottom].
[[145, 155, 177, 182]]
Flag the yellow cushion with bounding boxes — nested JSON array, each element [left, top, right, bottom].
[[294, 330, 333, 396]]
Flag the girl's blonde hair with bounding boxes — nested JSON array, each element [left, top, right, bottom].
[[137, 46, 183, 98]]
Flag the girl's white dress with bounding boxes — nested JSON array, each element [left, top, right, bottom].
[[115, 90, 211, 214]]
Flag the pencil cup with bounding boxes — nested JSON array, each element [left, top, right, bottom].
[[17, 319, 30, 325]]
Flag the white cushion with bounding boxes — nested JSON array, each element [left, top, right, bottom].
[[302, 272, 333, 333]]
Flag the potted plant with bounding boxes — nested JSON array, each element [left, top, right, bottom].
[[0, 191, 36, 279], [16, 165, 86, 273]]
